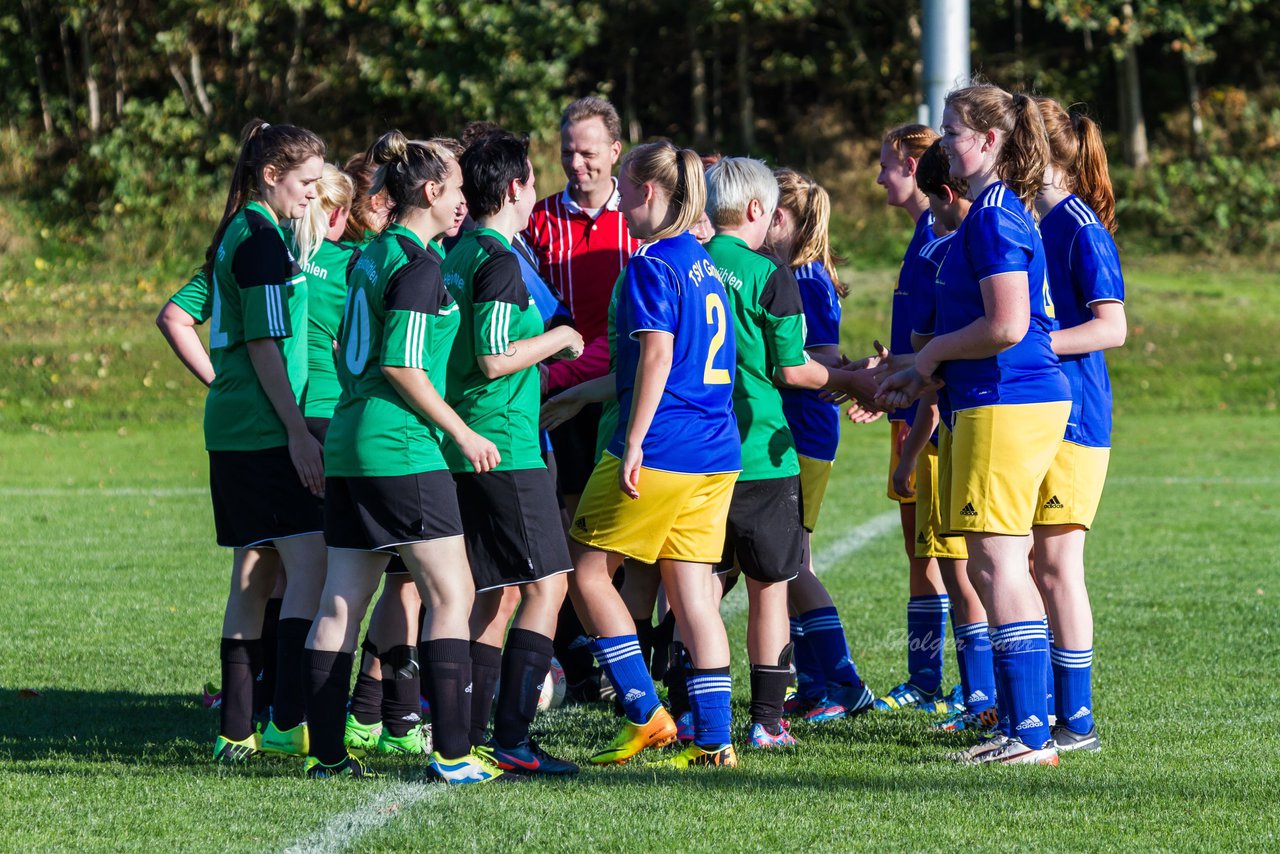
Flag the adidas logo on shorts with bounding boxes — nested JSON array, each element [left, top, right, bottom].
[[1069, 706, 1091, 721], [960, 502, 978, 517], [623, 688, 646, 704], [916, 532, 926, 544], [1043, 495, 1064, 510], [574, 517, 588, 532], [1015, 714, 1044, 731], [967, 690, 989, 704]]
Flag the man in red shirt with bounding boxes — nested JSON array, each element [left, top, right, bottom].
[[524, 96, 642, 510]]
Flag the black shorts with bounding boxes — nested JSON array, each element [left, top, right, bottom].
[[454, 468, 574, 593], [324, 471, 464, 552], [548, 404, 603, 497], [208, 447, 323, 548], [719, 475, 803, 583]]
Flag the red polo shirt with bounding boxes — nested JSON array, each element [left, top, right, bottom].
[[524, 181, 642, 392]]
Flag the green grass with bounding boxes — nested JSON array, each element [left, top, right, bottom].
[[1, 412, 1277, 851]]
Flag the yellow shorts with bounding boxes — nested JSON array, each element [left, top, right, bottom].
[[914, 443, 967, 560], [946, 402, 1071, 536], [1034, 441, 1111, 529], [798, 455, 835, 533], [887, 419, 916, 504], [571, 455, 737, 564]]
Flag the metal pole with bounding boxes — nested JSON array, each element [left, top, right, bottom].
[[920, 0, 971, 129]]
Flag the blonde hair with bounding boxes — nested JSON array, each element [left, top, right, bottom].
[[1035, 97, 1117, 233], [882, 123, 940, 163], [620, 140, 706, 241], [292, 164, 354, 263], [775, 168, 846, 297], [945, 84, 1050, 209], [704, 156, 778, 229]]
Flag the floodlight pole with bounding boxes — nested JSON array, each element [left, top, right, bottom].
[[920, 0, 971, 129]]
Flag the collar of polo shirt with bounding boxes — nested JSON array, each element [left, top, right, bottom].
[[559, 177, 621, 217]]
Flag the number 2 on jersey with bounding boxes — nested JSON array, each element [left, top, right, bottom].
[[703, 292, 731, 385]]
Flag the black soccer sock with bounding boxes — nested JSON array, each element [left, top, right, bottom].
[[493, 628, 554, 749], [664, 642, 691, 718], [254, 597, 283, 719], [349, 636, 382, 726], [422, 638, 473, 759], [220, 638, 261, 742], [380, 644, 423, 738], [635, 618, 657, 676], [467, 641, 503, 747], [553, 600, 598, 688], [271, 618, 312, 730], [749, 664, 792, 733], [303, 648, 353, 766], [650, 611, 677, 682]]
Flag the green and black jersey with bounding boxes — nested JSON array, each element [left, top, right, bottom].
[[441, 228, 545, 473], [704, 234, 809, 481], [169, 270, 212, 323], [593, 272, 625, 465], [325, 223, 461, 477], [203, 200, 309, 452], [300, 239, 362, 420]]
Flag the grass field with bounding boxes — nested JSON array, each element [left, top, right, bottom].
[[1, 243, 1278, 851], [0, 411, 1277, 852]]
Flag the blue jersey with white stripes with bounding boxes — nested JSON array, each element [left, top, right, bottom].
[[780, 261, 842, 462], [889, 213, 937, 421]]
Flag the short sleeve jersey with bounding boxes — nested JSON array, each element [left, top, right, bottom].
[[606, 231, 740, 475], [890, 213, 937, 421], [203, 200, 309, 451], [324, 224, 461, 477], [300, 239, 361, 420], [1041, 195, 1125, 448], [169, 270, 212, 323], [705, 234, 809, 480], [779, 261, 842, 462], [935, 182, 1071, 411], [593, 273, 625, 464], [441, 229, 545, 473]]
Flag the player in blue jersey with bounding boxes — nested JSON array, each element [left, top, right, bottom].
[[1030, 98, 1127, 754], [879, 84, 1070, 766], [764, 168, 881, 724], [888, 142, 1002, 734], [569, 140, 741, 769], [873, 124, 960, 713]]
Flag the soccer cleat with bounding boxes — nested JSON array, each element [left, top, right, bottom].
[[872, 682, 946, 712], [589, 705, 678, 765], [376, 723, 430, 756], [933, 705, 999, 733], [305, 754, 380, 779], [343, 715, 382, 756], [427, 750, 505, 785], [804, 683, 875, 723], [947, 733, 1009, 764], [936, 683, 966, 714], [674, 711, 695, 743], [261, 720, 309, 757], [201, 681, 222, 710], [476, 739, 579, 776], [747, 722, 797, 749], [212, 733, 259, 764], [981, 737, 1059, 766], [660, 743, 739, 769], [1050, 723, 1101, 753]]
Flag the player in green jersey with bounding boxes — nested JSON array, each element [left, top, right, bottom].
[[301, 131, 504, 783], [201, 119, 328, 766], [442, 131, 584, 776], [703, 157, 882, 748]]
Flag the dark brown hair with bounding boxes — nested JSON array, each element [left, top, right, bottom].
[[365, 130, 457, 224], [915, 140, 968, 201]]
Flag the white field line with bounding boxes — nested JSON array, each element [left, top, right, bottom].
[[280, 782, 444, 854], [720, 510, 899, 617]]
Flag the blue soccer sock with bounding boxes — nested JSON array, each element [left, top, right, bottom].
[[800, 607, 862, 689], [1051, 646, 1094, 734], [790, 618, 824, 701], [990, 621, 1051, 748], [906, 594, 949, 694], [1043, 618, 1055, 714], [686, 667, 733, 749], [590, 635, 660, 724], [952, 621, 996, 714]]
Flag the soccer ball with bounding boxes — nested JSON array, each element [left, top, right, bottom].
[[538, 657, 567, 712]]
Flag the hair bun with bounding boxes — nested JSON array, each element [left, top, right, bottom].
[[370, 130, 409, 167]]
